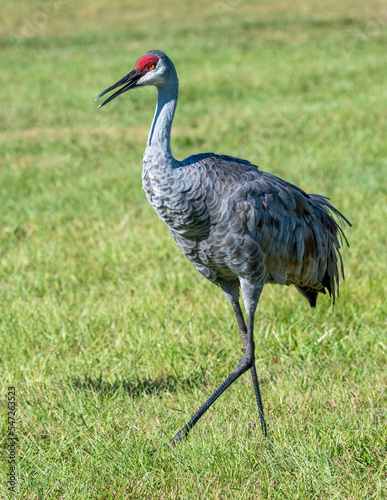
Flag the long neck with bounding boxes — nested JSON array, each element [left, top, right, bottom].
[[145, 82, 178, 164]]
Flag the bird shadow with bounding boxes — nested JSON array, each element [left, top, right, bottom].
[[69, 370, 207, 399]]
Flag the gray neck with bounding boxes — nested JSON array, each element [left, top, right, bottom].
[[145, 82, 178, 165]]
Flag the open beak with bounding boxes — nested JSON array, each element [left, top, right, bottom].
[[95, 68, 143, 108]]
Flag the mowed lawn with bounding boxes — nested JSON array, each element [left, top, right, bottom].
[[0, 0, 386, 498]]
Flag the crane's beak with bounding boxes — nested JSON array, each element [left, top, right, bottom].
[[95, 68, 142, 108]]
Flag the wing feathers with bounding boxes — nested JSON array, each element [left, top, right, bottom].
[[151, 154, 349, 301]]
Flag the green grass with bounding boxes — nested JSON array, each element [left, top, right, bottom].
[[1, 0, 386, 498]]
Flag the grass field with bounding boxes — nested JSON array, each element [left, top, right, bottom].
[[1, 0, 386, 498]]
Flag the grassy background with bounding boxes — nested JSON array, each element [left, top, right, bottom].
[[1, 0, 386, 498]]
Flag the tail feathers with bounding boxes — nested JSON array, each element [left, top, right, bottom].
[[295, 286, 319, 308], [309, 194, 351, 304]]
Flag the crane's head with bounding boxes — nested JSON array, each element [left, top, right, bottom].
[[95, 50, 177, 108]]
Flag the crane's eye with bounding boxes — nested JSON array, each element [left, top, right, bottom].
[[148, 63, 156, 70]]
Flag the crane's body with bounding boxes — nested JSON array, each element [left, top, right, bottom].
[[144, 152, 346, 302], [96, 50, 350, 447]]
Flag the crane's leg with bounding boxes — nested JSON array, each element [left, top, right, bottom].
[[164, 280, 265, 448], [234, 280, 267, 435], [232, 301, 267, 435]]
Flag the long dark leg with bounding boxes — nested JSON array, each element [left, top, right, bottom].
[[232, 301, 267, 436], [250, 365, 267, 435], [153, 280, 265, 452], [168, 295, 266, 446], [170, 330, 256, 444]]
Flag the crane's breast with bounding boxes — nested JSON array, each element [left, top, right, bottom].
[[142, 163, 212, 238]]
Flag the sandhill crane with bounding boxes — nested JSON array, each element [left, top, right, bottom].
[[96, 50, 350, 446]]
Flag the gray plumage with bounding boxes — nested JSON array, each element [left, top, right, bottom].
[[144, 151, 349, 305], [96, 50, 350, 446]]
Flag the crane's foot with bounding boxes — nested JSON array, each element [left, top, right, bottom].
[[260, 418, 268, 437], [248, 420, 268, 439], [150, 428, 189, 455]]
